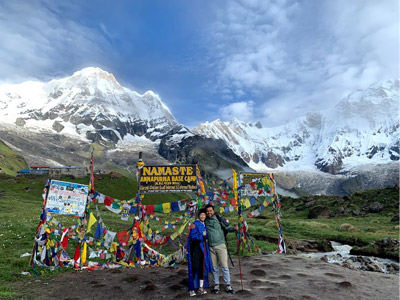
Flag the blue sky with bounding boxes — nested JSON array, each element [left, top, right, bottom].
[[0, 0, 398, 128]]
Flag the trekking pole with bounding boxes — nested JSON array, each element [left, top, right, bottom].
[[236, 234, 244, 291], [226, 241, 235, 267]]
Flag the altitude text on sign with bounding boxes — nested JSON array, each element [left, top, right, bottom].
[[139, 165, 198, 193]]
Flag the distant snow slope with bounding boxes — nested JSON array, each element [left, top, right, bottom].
[[193, 79, 399, 174]]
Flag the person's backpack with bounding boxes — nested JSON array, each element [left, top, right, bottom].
[[215, 213, 229, 240]]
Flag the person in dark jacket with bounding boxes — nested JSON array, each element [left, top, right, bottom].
[[187, 209, 213, 297], [204, 204, 237, 294]]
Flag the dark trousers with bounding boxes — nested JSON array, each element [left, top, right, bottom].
[[190, 241, 204, 279]]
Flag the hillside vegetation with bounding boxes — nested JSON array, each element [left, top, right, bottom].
[[0, 140, 28, 176]]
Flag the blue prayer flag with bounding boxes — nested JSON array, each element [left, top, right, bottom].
[[129, 205, 137, 214], [94, 223, 104, 239], [171, 201, 179, 212]]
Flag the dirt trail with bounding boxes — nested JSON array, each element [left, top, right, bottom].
[[15, 255, 399, 300]]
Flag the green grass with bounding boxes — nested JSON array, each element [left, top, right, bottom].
[[244, 190, 399, 246], [0, 140, 28, 176], [105, 161, 135, 178], [0, 174, 398, 298]]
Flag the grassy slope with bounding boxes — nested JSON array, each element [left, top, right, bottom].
[[0, 174, 398, 299], [242, 187, 399, 260], [0, 174, 191, 298], [0, 140, 28, 176]]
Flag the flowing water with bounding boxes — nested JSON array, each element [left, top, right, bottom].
[[298, 241, 399, 274]]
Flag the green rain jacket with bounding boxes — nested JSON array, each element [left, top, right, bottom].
[[205, 215, 234, 247]]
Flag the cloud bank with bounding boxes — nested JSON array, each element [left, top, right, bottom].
[[209, 0, 399, 126], [220, 100, 255, 122]]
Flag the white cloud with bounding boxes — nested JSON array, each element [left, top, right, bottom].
[[209, 0, 399, 126], [220, 100, 255, 122], [0, 1, 113, 83], [235, 89, 246, 97]]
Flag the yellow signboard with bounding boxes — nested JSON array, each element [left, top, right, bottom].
[[139, 165, 198, 193]]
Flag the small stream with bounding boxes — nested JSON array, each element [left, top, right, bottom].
[[298, 241, 399, 274]]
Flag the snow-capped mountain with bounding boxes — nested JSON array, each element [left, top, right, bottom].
[[0, 67, 179, 143], [0, 68, 398, 194], [193, 79, 399, 174]]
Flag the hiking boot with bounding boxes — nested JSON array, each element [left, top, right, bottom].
[[212, 287, 220, 294], [199, 288, 207, 295], [189, 290, 196, 297], [225, 285, 235, 294]]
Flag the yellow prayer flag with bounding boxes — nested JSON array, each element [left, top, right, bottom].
[[232, 169, 237, 190], [81, 242, 87, 264], [87, 212, 97, 233], [162, 203, 171, 214], [244, 198, 251, 208], [139, 220, 144, 233], [119, 261, 129, 267], [262, 176, 274, 190], [232, 169, 238, 201], [171, 219, 190, 240], [196, 165, 205, 195], [110, 242, 117, 253], [219, 207, 224, 214]]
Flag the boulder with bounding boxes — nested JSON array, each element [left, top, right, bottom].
[[369, 202, 384, 213], [308, 205, 331, 219], [337, 195, 350, 204], [285, 239, 334, 254], [52, 121, 65, 133], [304, 200, 316, 208], [366, 262, 382, 272], [15, 117, 26, 126], [337, 207, 345, 214], [390, 215, 399, 222]]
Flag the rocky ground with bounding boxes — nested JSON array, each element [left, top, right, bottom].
[[14, 255, 399, 300]]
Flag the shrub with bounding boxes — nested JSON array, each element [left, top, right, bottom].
[[340, 223, 357, 232], [370, 219, 380, 224], [299, 221, 331, 229]]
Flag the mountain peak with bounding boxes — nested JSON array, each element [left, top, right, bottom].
[[0, 67, 179, 143], [194, 78, 399, 173], [68, 67, 121, 89], [73, 67, 111, 77]]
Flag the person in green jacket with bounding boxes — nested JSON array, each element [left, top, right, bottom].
[[204, 204, 237, 294]]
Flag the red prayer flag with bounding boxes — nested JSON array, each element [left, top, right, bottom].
[[104, 196, 114, 206], [73, 245, 80, 261], [117, 230, 130, 246], [146, 204, 155, 215]]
